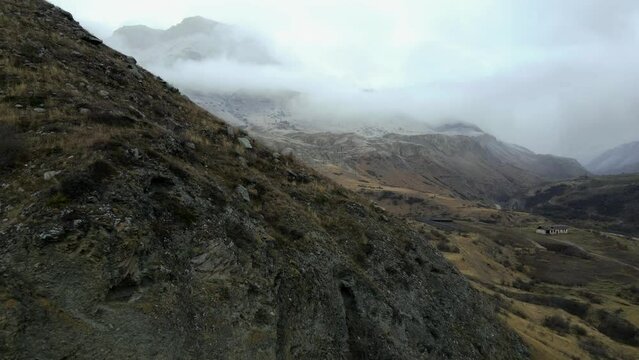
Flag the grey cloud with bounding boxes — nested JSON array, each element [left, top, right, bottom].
[[59, 0, 639, 162]]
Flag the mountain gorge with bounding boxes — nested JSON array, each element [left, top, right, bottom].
[[0, 1, 529, 358]]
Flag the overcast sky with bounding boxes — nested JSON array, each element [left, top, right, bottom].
[[50, 0, 639, 161]]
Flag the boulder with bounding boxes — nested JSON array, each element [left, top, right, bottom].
[[38, 226, 65, 242], [238, 137, 252, 149], [81, 34, 102, 45], [43, 170, 61, 180], [235, 185, 250, 202], [281, 147, 294, 157]]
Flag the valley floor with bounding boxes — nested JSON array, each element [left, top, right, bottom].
[[323, 164, 639, 359], [432, 222, 639, 360]]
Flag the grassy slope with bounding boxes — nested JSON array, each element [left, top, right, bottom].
[[429, 223, 639, 360], [522, 174, 639, 236]]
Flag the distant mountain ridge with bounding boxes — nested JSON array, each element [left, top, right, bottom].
[[109, 16, 276, 66], [588, 141, 639, 175], [255, 131, 587, 203], [189, 91, 587, 202]]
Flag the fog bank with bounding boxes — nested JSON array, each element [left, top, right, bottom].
[[51, 0, 639, 161]]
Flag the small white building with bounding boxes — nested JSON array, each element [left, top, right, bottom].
[[536, 225, 569, 235]]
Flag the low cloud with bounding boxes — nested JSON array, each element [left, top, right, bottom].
[[53, 0, 639, 161]]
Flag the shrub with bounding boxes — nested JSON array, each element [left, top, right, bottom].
[[596, 310, 639, 346], [617, 285, 639, 305], [578, 290, 603, 305], [543, 315, 571, 334], [517, 294, 590, 318], [46, 192, 70, 208], [88, 111, 136, 127], [436, 240, 460, 253], [430, 229, 446, 240], [59, 160, 116, 199], [512, 278, 535, 291], [405, 197, 424, 205], [0, 124, 27, 169], [571, 324, 588, 336], [510, 308, 528, 319], [578, 338, 613, 360]]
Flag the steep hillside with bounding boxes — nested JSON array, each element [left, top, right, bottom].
[[516, 174, 639, 236], [0, 1, 527, 359], [588, 141, 639, 175]]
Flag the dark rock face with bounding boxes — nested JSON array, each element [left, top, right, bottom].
[[0, 1, 528, 359]]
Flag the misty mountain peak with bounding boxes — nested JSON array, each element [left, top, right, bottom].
[[108, 16, 276, 66], [165, 16, 223, 38], [434, 122, 485, 136], [111, 25, 163, 49]]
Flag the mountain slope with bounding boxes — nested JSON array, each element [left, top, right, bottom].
[[256, 130, 587, 204], [515, 174, 639, 236], [588, 141, 639, 175], [0, 1, 527, 359], [189, 92, 587, 203]]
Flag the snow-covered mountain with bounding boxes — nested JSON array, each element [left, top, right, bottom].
[[108, 16, 276, 66]]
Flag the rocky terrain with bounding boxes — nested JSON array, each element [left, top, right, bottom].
[[0, 1, 528, 359], [588, 141, 639, 175]]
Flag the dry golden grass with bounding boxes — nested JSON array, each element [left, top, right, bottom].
[[0, 104, 24, 126], [184, 129, 214, 147], [503, 312, 588, 360], [39, 125, 126, 151], [440, 223, 639, 360]]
